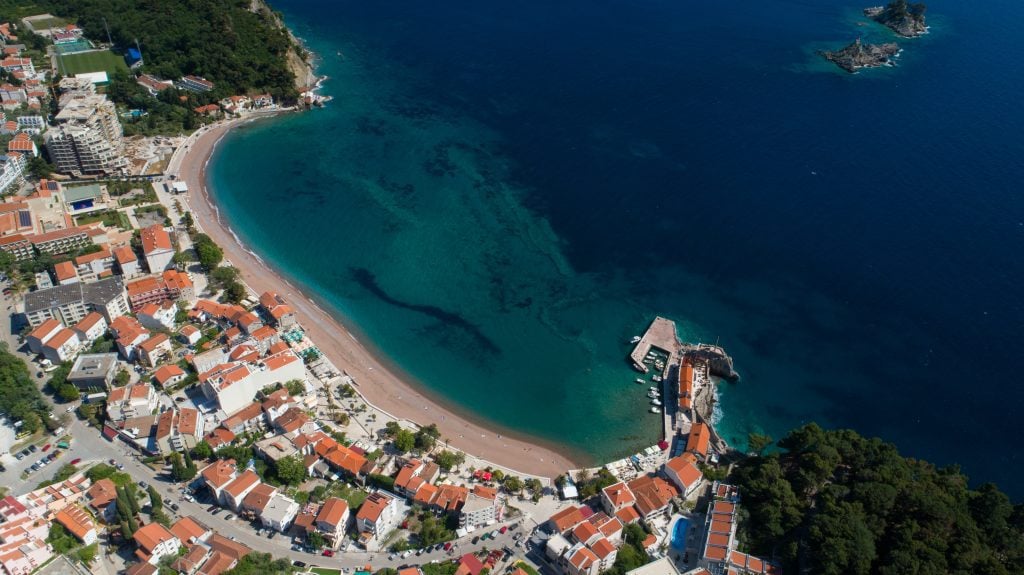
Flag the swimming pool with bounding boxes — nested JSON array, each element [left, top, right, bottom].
[[671, 517, 690, 550]]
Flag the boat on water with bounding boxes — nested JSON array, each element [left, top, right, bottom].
[[630, 336, 642, 344], [650, 406, 662, 414], [650, 399, 662, 406], [635, 378, 646, 384], [652, 375, 662, 382]]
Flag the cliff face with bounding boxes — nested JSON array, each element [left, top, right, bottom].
[[255, 0, 317, 89], [865, 1, 928, 38], [820, 38, 901, 73]]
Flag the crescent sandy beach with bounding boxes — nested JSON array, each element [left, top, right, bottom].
[[173, 116, 581, 479]]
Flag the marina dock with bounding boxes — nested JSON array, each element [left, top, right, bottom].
[[629, 316, 682, 372]]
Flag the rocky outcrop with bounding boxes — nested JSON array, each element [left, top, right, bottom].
[[865, 0, 928, 38], [254, 0, 317, 90], [686, 344, 740, 382], [819, 38, 901, 73]]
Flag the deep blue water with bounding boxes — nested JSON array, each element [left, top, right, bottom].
[[211, 0, 1024, 495]]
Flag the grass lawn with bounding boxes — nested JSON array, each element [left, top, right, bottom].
[[57, 49, 128, 77], [28, 16, 68, 29], [76, 210, 131, 230], [311, 569, 341, 575]]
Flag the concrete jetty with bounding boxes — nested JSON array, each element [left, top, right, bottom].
[[629, 316, 682, 372]]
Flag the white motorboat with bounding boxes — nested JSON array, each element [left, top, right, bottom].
[[650, 406, 661, 414]]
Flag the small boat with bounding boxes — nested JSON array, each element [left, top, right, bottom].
[[635, 378, 645, 384], [650, 399, 662, 406], [650, 406, 661, 414], [630, 336, 641, 344], [648, 391, 660, 398], [652, 375, 662, 382]]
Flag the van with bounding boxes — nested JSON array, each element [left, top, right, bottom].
[[52, 427, 65, 437]]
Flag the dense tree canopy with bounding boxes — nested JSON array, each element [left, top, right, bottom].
[[731, 423, 1024, 575], [40, 0, 301, 103], [0, 343, 51, 433]]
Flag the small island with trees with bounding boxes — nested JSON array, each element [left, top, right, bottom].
[[865, 0, 928, 38], [819, 38, 901, 73]]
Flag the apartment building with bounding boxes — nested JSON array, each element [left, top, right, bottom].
[[23, 276, 127, 326], [45, 94, 126, 176]]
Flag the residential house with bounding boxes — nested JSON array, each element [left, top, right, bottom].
[[54, 505, 97, 544], [137, 300, 176, 331], [169, 516, 210, 548], [25, 318, 61, 354], [137, 332, 171, 367], [0, 152, 24, 194], [178, 76, 214, 93], [85, 478, 118, 523], [110, 315, 150, 361], [153, 364, 187, 388], [132, 522, 181, 565], [72, 311, 107, 345], [73, 249, 115, 282], [199, 459, 238, 503], [313, 498, 349, 548], [106, 383, 157, 421], [354, 492, 400, 541], [136, 75, 173, 96], [114, 245, 140, 278], [221, 402, 264, 435], [40, 328, 81, 363], [626, 475, 678, 522], [459, 491, 499, 530], [221, 469, 261, 511], [258, 291, 296, 328], [0, 496, 52, 575], [686, 423, 711, 461], [547, 505, 588, 534], [663, 455, 703, 499], [52, 260, 78, 285], [394, 459, 440, 499], [179, 325, 202, 346], [239, 483, 276, 518], [140, 224, 173, 273], [259, 493, 298, 533], [601, 482, 636, 516]]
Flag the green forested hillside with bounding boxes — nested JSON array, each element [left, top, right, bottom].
[[37, 0, 301, 102], [732, 424, 1024, 575]]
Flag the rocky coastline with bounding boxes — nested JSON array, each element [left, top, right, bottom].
[[864, 0, 928, 38], [819, 38, 901, 73]]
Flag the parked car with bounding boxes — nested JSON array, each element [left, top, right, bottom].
[[170, 503, 180, 511], [28, 445, 36, 453], [499, 526, 508, 534], [292, 561, 306, 568], [210, 508, 222, 516], [138, 480, 148, 489], [224, 513, 235, 520], [69, 458, 81, 466], [15, 452, 23, 460], [321, 550, 334, 557], [443, 542, 453, 551]]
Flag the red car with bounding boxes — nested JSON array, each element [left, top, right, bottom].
[[443, 542, 452, 551], [499, 526, 508, 534], [41, 444, 51, 452], [321, 550, 334, 557], [69, 458, 81, 465]]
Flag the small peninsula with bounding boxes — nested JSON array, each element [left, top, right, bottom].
[[819, 38, 901, 73], [865, 0, 928, 38]]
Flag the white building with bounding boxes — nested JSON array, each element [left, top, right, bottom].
[[132, 523, 181, 565], [72, 311, 108, 345], [106, 383, 157, 421], [40, 328, 81, 364], [355, 492, 400, 539], [259, 493, 299, 532], [45, 94, 126, 177], [0, 151, 25, 194], [137, 300, 176, 331], [200, 349, 305, 415], [459, 493, 499, 530], [140, 224, 174, 273], [23, 276, 128, 327]]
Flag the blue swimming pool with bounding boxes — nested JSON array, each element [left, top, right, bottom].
[[671, 517, 690, 550]]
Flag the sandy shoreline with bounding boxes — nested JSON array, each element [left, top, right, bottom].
[[175, 115, 583, 479]]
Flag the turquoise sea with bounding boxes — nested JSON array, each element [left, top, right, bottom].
[[209, 0, 1024, 494]]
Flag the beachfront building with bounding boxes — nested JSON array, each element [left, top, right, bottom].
[[141, 224, 174, 272], [663, 455, 703, 499], [199, 348, 304, 414], [45, 94, 126, 176], [459, 488, 501, 530], [259, 291, 297, 328], [22, 276, 128, 327]]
